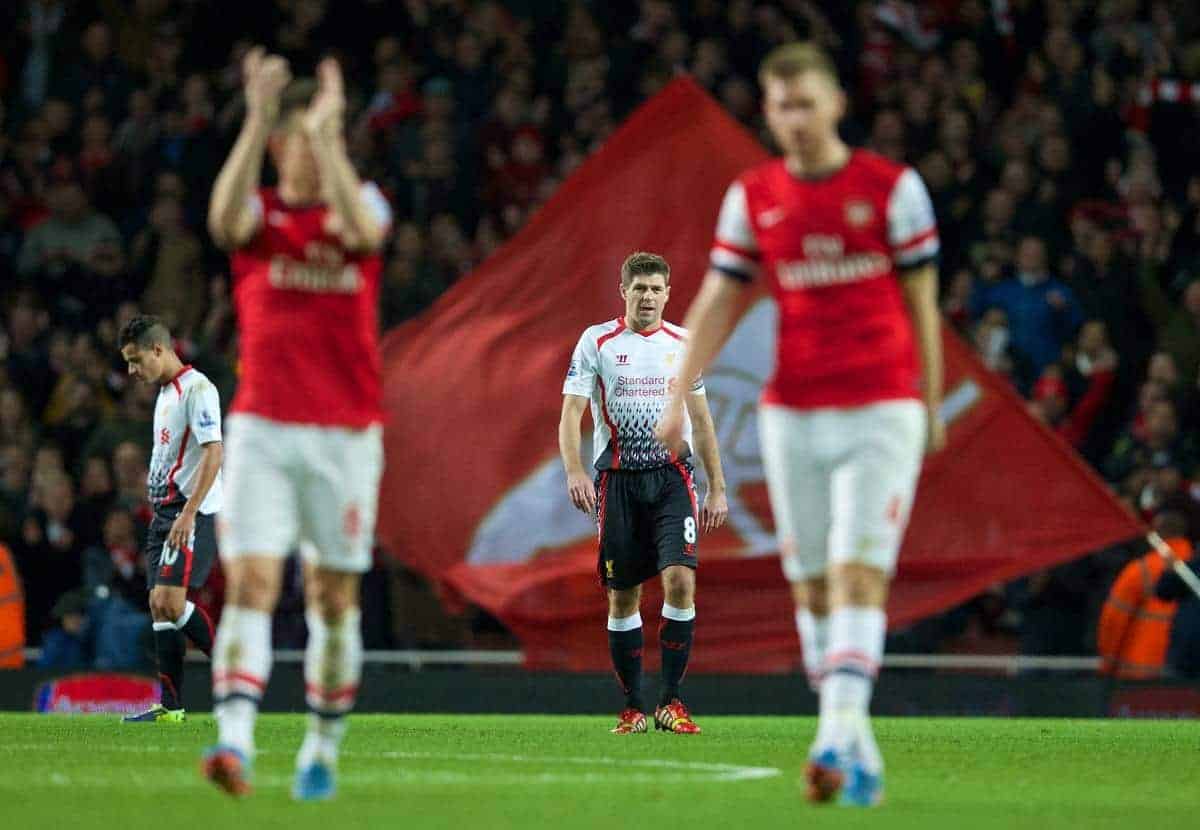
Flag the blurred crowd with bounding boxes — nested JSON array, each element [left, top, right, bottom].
[[2, 0, 1200, 675]]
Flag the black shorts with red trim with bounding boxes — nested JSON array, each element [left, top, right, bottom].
[[595, 461, 699, 591], [144, 505, 218, 590]]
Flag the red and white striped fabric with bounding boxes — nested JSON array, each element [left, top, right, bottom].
[[1127, 78, 1200, 131]]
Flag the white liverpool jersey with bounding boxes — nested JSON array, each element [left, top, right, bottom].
[[563, 318, 704, 471], [148, 365, 223, 514]]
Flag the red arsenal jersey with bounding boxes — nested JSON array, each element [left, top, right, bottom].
[[709, 149, 939, 410], [229, 185, 391, 427]]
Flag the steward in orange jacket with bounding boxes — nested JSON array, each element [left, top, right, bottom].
[[1098, 518, 1192, 679], [0, 542, 25, 668]]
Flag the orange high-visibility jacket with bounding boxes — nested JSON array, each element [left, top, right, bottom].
[[0, 543, 25, 669], [1097, 537, 1192, 679]]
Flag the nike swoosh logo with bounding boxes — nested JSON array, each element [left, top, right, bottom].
[[758, 208, 786, 228]]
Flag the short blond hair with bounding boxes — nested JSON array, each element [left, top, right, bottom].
[[759, 42, 840, 86], [620, 251, 670, 286]]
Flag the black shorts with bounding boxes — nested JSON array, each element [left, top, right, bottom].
[[144, 505, 218, 590], [595, 461, 699, 590]]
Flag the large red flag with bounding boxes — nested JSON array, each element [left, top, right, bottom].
[[379, 79, 1143, 673]]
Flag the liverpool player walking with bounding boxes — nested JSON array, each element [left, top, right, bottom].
[[119, 315, 221, 723], [561, 252, 728, 736], [659, 43, 944, 806], [201, 49, 391, 800]]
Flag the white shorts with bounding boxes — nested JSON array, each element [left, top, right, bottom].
[[758, 400, 926, 582], [220, 413, 383, 573]]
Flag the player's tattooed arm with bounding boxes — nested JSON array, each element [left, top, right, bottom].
[[658, 270, 749, 452], [208, 47, 289, 250], [901, 262, 946, 454], [684, 392, 728, 532], [304, 58, 389, 252], [559, 394, 596, 514]]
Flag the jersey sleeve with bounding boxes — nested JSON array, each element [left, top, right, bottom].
[[709, 180, 762, 282], [360, 181, 394, 230], [185, 381, 223, 445], [887, 168, 940, 270], [562, 331, 598, 397]]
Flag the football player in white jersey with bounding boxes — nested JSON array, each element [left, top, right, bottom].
[[118, 315, 223, 723], [560, 252, 728, 735]]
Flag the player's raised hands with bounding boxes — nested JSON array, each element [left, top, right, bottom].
[[303, 56, 346, 138], [243, 46, 291, 122]]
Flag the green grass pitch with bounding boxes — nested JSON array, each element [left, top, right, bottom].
[[0, 713, 1195, 829]]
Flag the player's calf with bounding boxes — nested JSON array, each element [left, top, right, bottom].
[[296, 605, 362, 794], [607, 609, 645, 731], [210, 604, 273, 760]]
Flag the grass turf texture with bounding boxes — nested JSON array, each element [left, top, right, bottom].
[[0, 714, 1194, 829]]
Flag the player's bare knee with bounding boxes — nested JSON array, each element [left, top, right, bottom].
[[148, 590, 174, 621], [311, 590, 354, 623], [793, 577, 829, 616], [164, 595, 186, 622], [830, 563, 889, 607], [228, 563, 281, 611], [307, 568, 359, 623], [608, 587, 641, 618], [661, 567, 694, 608]]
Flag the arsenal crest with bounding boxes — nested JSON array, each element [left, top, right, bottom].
[[844, 199, 874, 228]]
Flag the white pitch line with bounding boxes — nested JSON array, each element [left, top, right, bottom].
[[362, 750, 781, 782], [5, 746, 780, 786]]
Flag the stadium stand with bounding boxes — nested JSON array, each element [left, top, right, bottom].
[[1, 0, 1199, 674]]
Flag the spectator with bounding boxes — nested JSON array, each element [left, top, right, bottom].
[[16, 176, 126, 326], [1105, 399, 1198, 492], [17, 471, 86, 643], [972, 235, 1084, 383], [0, 539, 25, 668], [1098, 512, 1193, 679], [1068, 228, 1153, 375], [38, 587, 92, 670], [1016, 558, 1107, 658], [3, 298, 53, 416], [52, 20, 132, 118], [131, 195, 205, 337], [110, 439, 150, 523], [1155, 545, 1200, 679], [83, 507, 149, 670], [1141, 277, 1200, 386], [1147, 350, 1182, 397], [75, 454, 115, 543], [1028, 326, 1117, 451], [0, 445, 32, 543], [0, 387, 39, 451]]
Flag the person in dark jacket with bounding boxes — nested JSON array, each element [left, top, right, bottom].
[[1155, 548, 1200, 678]]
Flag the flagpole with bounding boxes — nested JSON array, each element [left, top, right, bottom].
[[1147, 531, 1200, 601]]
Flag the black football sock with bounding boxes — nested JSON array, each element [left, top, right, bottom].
[[177, 601, 214, 657], [607, 616, 644, 712], [659, 608, 695, 705], [153, 622, 186, 709]]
